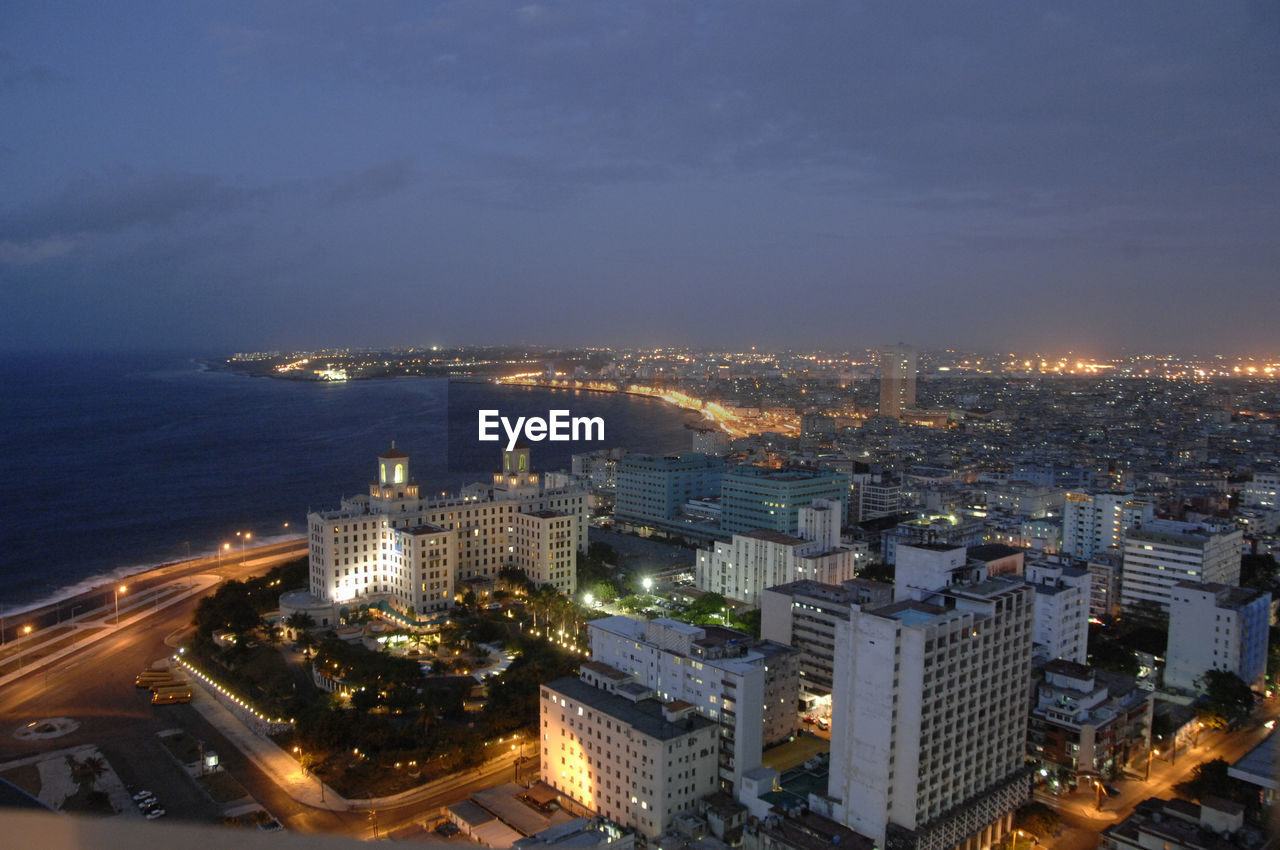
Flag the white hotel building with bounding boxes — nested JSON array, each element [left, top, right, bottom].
[[820, 570, 1034, 850], [305, 445, 588, 615]]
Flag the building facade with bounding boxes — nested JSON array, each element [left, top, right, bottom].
[[1121, 519, 1243, 611], [306, 445, 588, 614], [1164, 582, 1271, 693], [719, 466, 850, 536], [540, 674, 720, 838], [1026, 559, 1090, 665], [822, 573, 1034, 850], [1062, 490, 1153, 560], [879, 345, 917, 419], [614, 454, 725, 534], [587, 616, 800, 794]]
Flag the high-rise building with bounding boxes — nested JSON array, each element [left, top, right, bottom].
[[587, 616, 800, 793], [879, 345, 917, 418], [1121, 519, 1242, 612], [1164, 582, 1271, 692], [821, 571, 1033, 850], [305, 445, 589, 614], [719, 466, 850, 535], [1061, 490, 1154, 560]]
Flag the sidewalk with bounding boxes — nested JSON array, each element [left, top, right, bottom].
[[185, 671, 528, 813], [0, 575, 222, 691]]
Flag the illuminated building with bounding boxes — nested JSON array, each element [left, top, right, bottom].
[[1062, 489, 1153, 560], [821, 569, 1033, 850], [878, 345, 917, 419], [1242, 470, 1280, 509], [882, 515, 984, 566], [306, 445, 588, 613], [719, 466, 849, 535], [1164, 582, 1270, 693], [587, 616, 800, 794], [696, 500, 867, 605], [540, 673, 719, 838], [1120, 519, 1242, 612]]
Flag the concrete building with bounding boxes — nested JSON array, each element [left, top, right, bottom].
[[1241, 470, 1280, 509], [691, 427, 732, 456], [820, 572, 1034, 850], [719, 466, 850, 536], [615, 454, 725, 535], [1062, 490, 1153, 560], [879, 345, 917, 419], [540, 674, 720, 838], [1026, 559, 1091, 665], [305, 445, 588, 615], [759, 579, 893, 702], [1101, 797, 1266, 850], [586, 616, 800, 793], [1164, 582, 1271, 693], [1121, 519, 1243, 611], [696, 500, 867, 606], [882, 515, 985, 566], [1087, 552, 1123, 620], [892, 543, 983, 603], [1028, 660, 1152, 784]]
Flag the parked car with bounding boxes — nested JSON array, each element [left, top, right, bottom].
[[132, 790, 154, 802], [144, 808, 167, 820]]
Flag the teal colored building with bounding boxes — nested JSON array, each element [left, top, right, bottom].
[[720, 466, 849, 535]]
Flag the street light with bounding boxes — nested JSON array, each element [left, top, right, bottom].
[[237, 531, 252, 565], [114, 585, 127, 626], [1145, 748, 1159, 781], [17, 625, 32, 670]]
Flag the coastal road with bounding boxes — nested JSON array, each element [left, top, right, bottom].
[[0, 543, 530, 839]]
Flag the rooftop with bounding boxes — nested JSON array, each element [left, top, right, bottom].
[[545, 677, 716, 742]]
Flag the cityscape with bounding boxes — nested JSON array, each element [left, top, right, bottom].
[[3, 3, 1278, 850], [1, 343, 1277, 850]]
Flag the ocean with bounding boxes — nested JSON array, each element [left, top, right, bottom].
[[0, 351, 696, 615]]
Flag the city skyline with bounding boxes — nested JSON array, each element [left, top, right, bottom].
[[2, 3, 1278, 354]]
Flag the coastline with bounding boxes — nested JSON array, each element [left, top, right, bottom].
[[0, 537, 307, 629]]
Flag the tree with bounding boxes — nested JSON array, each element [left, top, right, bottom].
[[1195, 669, 1256, 729], [1174, 758, 1244, 803], [1012, 801, 1060, 839], [1239, 554, 1279, 592]]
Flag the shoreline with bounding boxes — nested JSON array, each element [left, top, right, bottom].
[[0, 537, 307, 629]]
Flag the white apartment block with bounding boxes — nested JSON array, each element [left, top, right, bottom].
[[307, 445, 588, 614], [1062, 490, 1153, 560], [1241, 470, 1280, 509], [587, 616, 800, 794], [821, 574, 1033, 850], [1026, 559, 1090, 665], [893, 543, 983, 603], [1164, 582, 1271, 693], [540, 674, 719, 838], [760, 579, 893, 700], [1121, 519, 1242, 612], [696, 500, 866, 606]]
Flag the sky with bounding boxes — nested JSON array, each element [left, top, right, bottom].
[[2, 2, 1278, 355]]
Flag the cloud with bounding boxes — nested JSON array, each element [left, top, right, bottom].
[[0, 51, 68, 93], [325, 160, 417, 205]]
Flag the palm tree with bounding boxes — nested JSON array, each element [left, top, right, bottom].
[[284, 611, 316, 639]]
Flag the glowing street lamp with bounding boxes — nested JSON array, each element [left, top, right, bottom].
[[1145, 747, 1160, 781], [114, 585, 127, 626], [236, 531, 252, 564]]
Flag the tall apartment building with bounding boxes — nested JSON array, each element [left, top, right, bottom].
[[1121, 519, 1243, 611], [879, 345, 917, 419], [720, 466, 849, 535], [306, 445, 588, 613], [1164, 582, 1271, 692], [821, 572, 1034, 850], [540, 673, 720, 838], [587, 616, 800, 793], [1026, 559, 1090, 665], [1062, 490, 1153, 560], [696, 500, 866, 606], [759, 579, 893, 702], [614, 454, 725, 534]]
